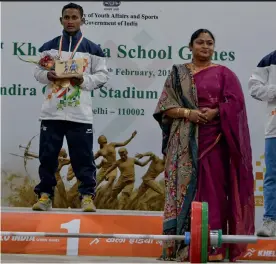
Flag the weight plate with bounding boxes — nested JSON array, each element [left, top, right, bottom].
[[218, 229, 222, 247], [185, 232, 190, 245], [201, 202, 208, 263], [190, 202, 202, 263]]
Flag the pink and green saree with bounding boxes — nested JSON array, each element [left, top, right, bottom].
[[153, 64, 255, 262]]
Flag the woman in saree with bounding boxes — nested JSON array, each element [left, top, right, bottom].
[[153, 29, 255, 262]]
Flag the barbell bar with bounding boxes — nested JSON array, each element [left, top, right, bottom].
[[1, 202, 275, 263], [1, 231, 272, 242], [0, 232, 185, 241]]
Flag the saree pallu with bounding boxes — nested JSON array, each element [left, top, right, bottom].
[[153, 64, 255, 262]]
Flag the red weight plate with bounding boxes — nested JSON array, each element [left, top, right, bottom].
[[190, 201, 202, 263]]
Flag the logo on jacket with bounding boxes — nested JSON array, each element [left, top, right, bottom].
[[103, 1, 121, 7]]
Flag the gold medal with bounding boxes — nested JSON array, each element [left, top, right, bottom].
[[54, 80, 62, 86], [60, 79, 71, 88]]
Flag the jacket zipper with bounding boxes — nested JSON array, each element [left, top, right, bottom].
[[69, 36, 72, 54], [65, 36, 72, 121]]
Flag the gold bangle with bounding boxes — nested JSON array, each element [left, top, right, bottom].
[[176, 108, 180, 118], [183, 108, 191, 118]]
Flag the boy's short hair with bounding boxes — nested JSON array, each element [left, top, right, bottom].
[[62, 2, 84, 17]]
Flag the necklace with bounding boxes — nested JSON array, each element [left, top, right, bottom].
[[191, 61, 212, 74]]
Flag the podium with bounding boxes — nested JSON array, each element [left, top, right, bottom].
[[0, 207, 163, 257], [1, 207, 275, 261]]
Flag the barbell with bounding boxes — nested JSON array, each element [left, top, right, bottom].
[[1, 201, 274, 263]]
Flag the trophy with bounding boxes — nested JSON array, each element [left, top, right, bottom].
[[54, 58, 85, 88], [55, 58, 84, 79]]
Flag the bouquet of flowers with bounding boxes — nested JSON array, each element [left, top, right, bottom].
[[18, 55, 56, 71], [38, 55, 55, 70], [18, 55, 70, 89], [18, 55, 88, 90]]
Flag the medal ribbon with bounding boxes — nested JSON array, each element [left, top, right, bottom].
[[58, 34, 84, 60], [56, 34, 84, 94]]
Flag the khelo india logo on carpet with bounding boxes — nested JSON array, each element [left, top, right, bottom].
[[254, 154, 265, 207], [242, 246, 276, 260]]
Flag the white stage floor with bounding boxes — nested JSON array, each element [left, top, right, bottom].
[[1, 254, 272, 263]]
